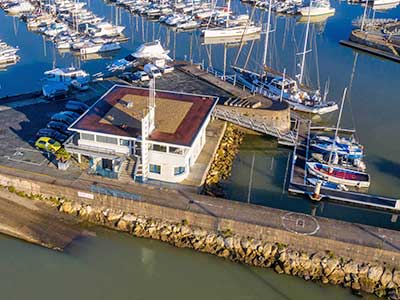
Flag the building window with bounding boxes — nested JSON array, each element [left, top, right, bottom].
[[96, 135, 118, 144], [169, 146, 183, 155], [174, 166, 185, 176], [149, 164, 161, 174], [119, 139, 129, 146], [150, 144, 167, 152], [81, 133, 95, 141]]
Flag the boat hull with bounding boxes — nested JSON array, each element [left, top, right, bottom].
[[306, 162, 370, 188], [202, 26, 261, 38]]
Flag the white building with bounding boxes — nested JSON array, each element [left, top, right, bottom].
[[66, 84, 218, 183]]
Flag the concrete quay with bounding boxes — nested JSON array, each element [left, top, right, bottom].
[[0, 188, 83, 251]]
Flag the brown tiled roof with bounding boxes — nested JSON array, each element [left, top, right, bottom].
[[71, 85, 217, 146]]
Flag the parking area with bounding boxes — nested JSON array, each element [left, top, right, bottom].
[[0, 80, 114, 178]]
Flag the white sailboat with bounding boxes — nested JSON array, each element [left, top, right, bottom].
[[299, 0, 335, 16], [201, 0, 261, 38], [233, 0, 338, 114]]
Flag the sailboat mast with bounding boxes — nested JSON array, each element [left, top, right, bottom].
[[226, 0, 230, 28], [299, 1, 312, 85], [262, 0, 272, 73], [360, 0, 369, 32], [328, 87, 347, 164]]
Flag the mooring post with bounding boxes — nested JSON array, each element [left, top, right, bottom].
[[309, 180, 322, 201]]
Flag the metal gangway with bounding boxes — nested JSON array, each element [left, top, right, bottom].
[[212, 107, 298, 146]]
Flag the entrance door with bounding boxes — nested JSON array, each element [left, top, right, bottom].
[[102, 158, 113, 170]]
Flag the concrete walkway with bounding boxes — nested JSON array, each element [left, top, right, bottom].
[[181, 119, 226, 188]]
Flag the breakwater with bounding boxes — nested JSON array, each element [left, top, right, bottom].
[[0, 169, 400, 299], [203, 124, 244, 197]]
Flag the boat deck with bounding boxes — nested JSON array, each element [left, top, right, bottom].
[[288, 123, 400, 212]]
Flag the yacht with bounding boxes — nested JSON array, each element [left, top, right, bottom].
[[299, 0, 335, 16], [88, 22, 125, 37], [202, 24, 261, 38], [0, 41, 20, 65], [5, 1, 35, 15], [79, 41, 121, 55], [43, 67, 90, 85], [107, 40, 171, 72]]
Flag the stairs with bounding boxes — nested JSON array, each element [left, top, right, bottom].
[[119, 157, 135, 182], [223, 97, 261, 108]]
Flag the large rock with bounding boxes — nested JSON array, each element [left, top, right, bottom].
[[392, 269, 400, 287], [343, 260, 359, 275], [368, 265, 384, 283], [380, 268, 393, 288], [321, 257, 339, 277]]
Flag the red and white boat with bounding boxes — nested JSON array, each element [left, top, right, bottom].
[[306, 162, 370, 188]]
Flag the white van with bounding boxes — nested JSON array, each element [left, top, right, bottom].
[[143, 64, 162, 78]]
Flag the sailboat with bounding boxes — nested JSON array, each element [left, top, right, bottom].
[[299, 0, 335, 17], [201, 0, 261, 38], [306, 89, 370, 188], [233, 0, 338, 115]]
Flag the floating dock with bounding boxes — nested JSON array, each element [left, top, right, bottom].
[[340, 40, 400, 63], [287, 121, 400, 212]]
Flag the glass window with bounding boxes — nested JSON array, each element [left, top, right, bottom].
[[149, 164, 161, 174], [169, 146, 183, 155], [81, 133, 95, 141], [151, 144, 167, 152], [119, 139, 129, 146], [174, 166, 185, 176], [96, 135, 118, 144]]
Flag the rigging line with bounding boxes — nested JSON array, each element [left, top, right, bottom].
[[313, 24, 321, 91], [233, 4, 258, 66], [282, 16, 288, 50], [244, 40, 256, 69], [347, 52, 359, 136]]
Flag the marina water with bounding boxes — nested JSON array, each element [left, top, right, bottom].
[[0, 0, 399, 298]]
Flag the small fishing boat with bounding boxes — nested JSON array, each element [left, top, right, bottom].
[[306, 162, 370, 188]]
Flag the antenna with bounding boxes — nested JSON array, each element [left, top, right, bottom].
[[149, 78, 156, 109]]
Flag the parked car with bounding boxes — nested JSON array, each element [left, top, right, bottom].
[[35, 137, 62, 153], [160, 65, 174, 74], [143, 64, 162, 78], [119, 72, 139, 83], [36, 128, 68, 142], [132, 71, 150, 82], [65, 100, 89, 114], [51, 113, 75, 125], [60, 111, 81, 120], [47, 121, 72, 135]]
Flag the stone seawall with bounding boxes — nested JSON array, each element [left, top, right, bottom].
[[0, 170, 400, 299]]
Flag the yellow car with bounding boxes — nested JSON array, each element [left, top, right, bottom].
[[35, 137, 62, 153]]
